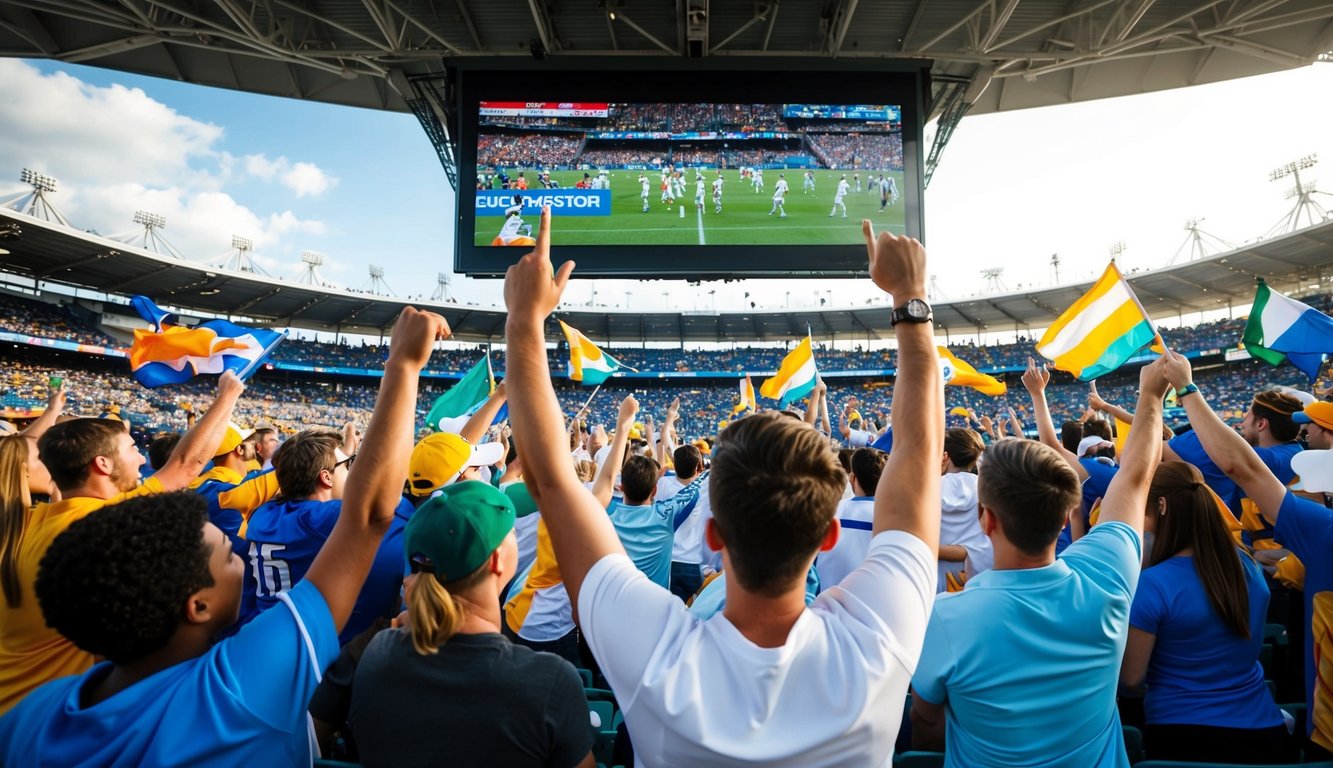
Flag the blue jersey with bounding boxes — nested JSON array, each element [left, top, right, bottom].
[[607, 473, 705, 588], [0, 581, 337, 767], [1169, 431, 1300, 516], [242, 497, 413, 644]]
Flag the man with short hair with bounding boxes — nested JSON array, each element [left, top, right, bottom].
[[1163, 388, 1303, 516], [503, 209, 941, 766], [662, 441, 710, 601], [1294, 400, 1333, 450], [910, 354, 1173, 766], [251, 426, 280, 470], [815, 447, 885, 588], [0, 306, 447, 764], [0, 372, 245, 715]]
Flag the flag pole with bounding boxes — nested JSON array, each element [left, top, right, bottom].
[[578, 383, 603, 415]]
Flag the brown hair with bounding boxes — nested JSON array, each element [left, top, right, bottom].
[[673, 444, 703, 480], [1082, 419, 1112, 441], [0, 435, 33, 608], [1251, 390, 1302, 443], [406, 564, 490, 654], [850, 448, 887, 495], [1148, 461, 1251, 637], [710, 412, 844, 596], [272, 428, 341, 499], [36, 418, 125, 491], [944, 428, 985, 472], [1060, 421, 1083, 454], [977, 439, 1080, 555], [621, 455, 662, 504]]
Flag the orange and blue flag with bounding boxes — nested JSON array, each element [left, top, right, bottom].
[[129, 295, 286, 388]]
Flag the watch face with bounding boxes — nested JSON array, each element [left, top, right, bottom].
[[906, 299, 930, 319]]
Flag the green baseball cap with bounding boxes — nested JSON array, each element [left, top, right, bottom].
[[405, 480, 516, 581], [501, 481, 539, 518]]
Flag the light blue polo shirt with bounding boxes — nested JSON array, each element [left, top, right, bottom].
[[0, 580, 338, 767], [607, 473, 706, 588], [913, 521, 1141, 768]]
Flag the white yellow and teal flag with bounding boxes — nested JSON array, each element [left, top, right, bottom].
[[559, 320, 622, 386], [1243, 279, 1333, 380], [733, 374, 757, 414], [760, 335, 818, 406], [1037, 262, 1161, 381]]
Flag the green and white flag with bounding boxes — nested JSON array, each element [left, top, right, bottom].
[[1242, 280, 1333, 380]]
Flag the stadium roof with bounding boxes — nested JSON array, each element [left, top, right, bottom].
[[0, 0, 1330, 120], [2, 207, 1330, 344]]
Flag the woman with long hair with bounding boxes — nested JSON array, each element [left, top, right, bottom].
[[0, 435, 32, 609], [341, 481, 594, 768], [1120, 461, 1292, 763]]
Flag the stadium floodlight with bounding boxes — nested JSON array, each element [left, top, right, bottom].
[[1285, 181, 1316, 200], [133, 210, 167, 229], [20, 169, 57, 193], [1184, 217, 1202, 230], [1109, 241, 1127, 258], [231, 235, 253, 251], [369, 265, 385, 279], [1269, 154, 1317, 182], [301, 251, 326, 266]]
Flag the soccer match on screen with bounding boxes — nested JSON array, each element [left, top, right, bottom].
[[474, 102, 905, 247]]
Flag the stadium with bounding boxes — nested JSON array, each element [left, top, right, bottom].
[[1, 1, 1333, 767]]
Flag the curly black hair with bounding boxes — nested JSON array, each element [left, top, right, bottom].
[[36, 492, 215, 664]]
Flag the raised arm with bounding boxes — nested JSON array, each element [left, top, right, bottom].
[[656, 397, 679, 465], [865, 221, 942, 550], [305, 307, 447, 631], [504, 209, 626, 610], [152, 371, 245, 491], [1160, 349, 1287, 523], [20, 380, 66, 440], [1006, 406, 1023, 438], [1093, 354, 1171, 533], [458, 381, 507, 445], [1022, 358, 1089, 482], [805, 379, 823, 428], [593, 396, 637, 508], [1089, 380, 1136, 425]]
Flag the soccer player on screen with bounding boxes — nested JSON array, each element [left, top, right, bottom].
[[640, 174, 651, 213], [879, 175, 898, 212], [695, 176, 705, 213], [854, 172, 862, 193], [491, 196, 537, 247], [768, 174, 789, 217], [830, 175, 850, 218], [803, 170, 815, 194], [753, 169, 764, 193], [712, 172, 724, 214]]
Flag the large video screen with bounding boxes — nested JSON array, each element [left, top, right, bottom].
[[451, 61, 927, 279], [474, 102, 905, 248]]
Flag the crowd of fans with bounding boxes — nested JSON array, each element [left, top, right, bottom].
[[0, 295, 118, 347], [806, 132, 905, 171], [476, 133, 582, 170], [578, 146, 666, 168]]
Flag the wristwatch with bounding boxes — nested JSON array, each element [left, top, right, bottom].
[[890, 298, 932, 327], [1176, 382, 1200, 400]]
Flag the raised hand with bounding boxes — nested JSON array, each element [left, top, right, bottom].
[[1160, 347, 1193, 391], [1022, 357, 1050, 395], [216, 369, 246, 400], [617, 395, 639, 427], [1088, 380, 1108, 412], [863, 219, 927, 301], [1140, 351, 1174, 399], [503, 207, 572, 322], [388, 307, 451, 370]]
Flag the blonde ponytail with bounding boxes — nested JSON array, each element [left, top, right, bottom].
[[406, 571, 468, 654]]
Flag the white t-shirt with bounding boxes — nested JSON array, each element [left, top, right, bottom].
[[579, 530, 935, 767], [836, 180, 850, 200], [815, 496, 876, 589], [772, 179, 788, 200], [939, 472, 993, 591], [669, 477, 710, 564], [846, 428, 876, 448]]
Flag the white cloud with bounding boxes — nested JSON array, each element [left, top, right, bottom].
[[0, 60, 334, 275], [243, 153, 337, 197]]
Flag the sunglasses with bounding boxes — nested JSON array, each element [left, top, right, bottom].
[[334, 453, 357, 470]]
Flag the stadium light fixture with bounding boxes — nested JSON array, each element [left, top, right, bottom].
[[133, 210, 167, 229], [1109, 241, 1127, 259], [1269, 154, 1317, 182], [20, 168, 57, 193], [301, 251, 326, 266], [369, 265, 385, 279], [231, 235, 254, 251]]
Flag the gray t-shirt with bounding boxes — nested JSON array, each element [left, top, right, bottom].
[[346, 629, 592, 768]]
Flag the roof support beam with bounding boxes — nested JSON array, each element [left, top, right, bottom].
[[236, 287, 283, 312], [527, 0, 558, 54]]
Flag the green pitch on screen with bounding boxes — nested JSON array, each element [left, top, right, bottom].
[[475, 169, 906, 247]]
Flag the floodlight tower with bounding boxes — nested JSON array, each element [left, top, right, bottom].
[[980, 267, 1007, 293], [1267, 155, 1330, 235], [7, 169, 71, 226], [1168, 217, 1233, 265], [131, 210, 184, 259], [1049, 254, 1061, 285], [222, 235, 270, 275], [363, 264, 395, 295], [1109, 241, 1127, 261], [297, 251, 327, 286], [927, 274, 946, 300], [430, 272, 452, 301]]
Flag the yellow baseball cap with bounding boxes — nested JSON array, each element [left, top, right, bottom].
[[215, 422, 255, 457], [407, 432, 505, 496]]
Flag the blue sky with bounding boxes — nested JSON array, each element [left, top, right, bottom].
[[1, 58, 1331, 323]]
